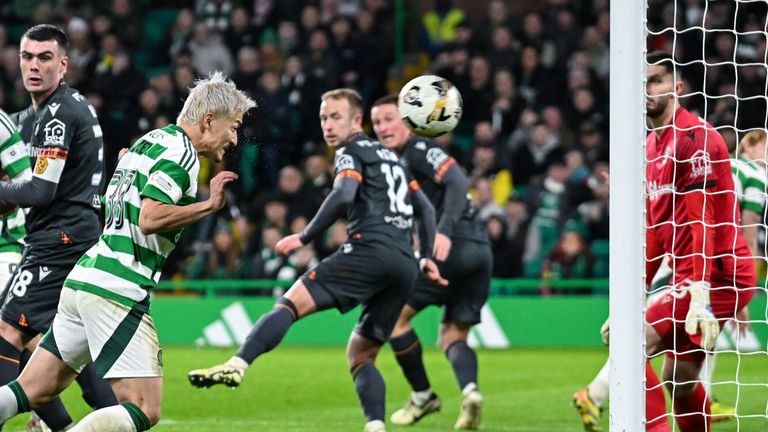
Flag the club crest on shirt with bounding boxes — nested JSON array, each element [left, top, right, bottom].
[[34, 157, 48, 174], [689, 149, 712, 178], [43, 119, 66, 146]]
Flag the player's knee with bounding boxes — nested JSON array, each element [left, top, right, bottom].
[[438, 322, 469, 351]]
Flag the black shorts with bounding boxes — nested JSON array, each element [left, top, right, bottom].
[[1, 243, 91, 335], [301, 238, 418, 343], [408, 238, 491, 325]]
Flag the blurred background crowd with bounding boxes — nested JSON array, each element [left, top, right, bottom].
[[0, 0, 763, 294]]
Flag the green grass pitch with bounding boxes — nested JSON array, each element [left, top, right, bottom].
[[5, 346, 767, 431]]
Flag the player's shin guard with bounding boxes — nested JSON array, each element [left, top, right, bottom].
[[69, 403, 149, 432], [235, 299, 296, 364], [645, 361, 670, 432], [75, 364, 118, 409], [0, 380, 30, 424], [445, 340, 478, 392], [20, 349, 74, 431], [390, 330, 430, 392], [673, 383, 710, 432], [352, 362, 386, 422]]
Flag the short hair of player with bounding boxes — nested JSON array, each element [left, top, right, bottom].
[[647, 51, 682, 81], [322, 88, 364, 116], [22, 24, 68, 53], [176, 71, 257, 124], [741, 129, 767, 148], [372, 94, 398, 108]]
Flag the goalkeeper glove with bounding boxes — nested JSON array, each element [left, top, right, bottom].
[[683, 280, 720, 350], [600, 317, 609, 346]]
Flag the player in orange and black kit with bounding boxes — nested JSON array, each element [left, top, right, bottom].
[[372, 96, 490, 430], [189, 89, 447, 432], [0, 25, 116, 431]]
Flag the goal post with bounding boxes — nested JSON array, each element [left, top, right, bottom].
[[609, 0, 647, 429]]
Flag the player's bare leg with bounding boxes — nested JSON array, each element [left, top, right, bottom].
[[389, 305, 442, 426], [348, 332, 387, 432], [0, 346, 76, 426], [440, 321, 482, 430], [188, 280, 316, 388], [69, 377, 161, 431], [0, 322, 77, 431]]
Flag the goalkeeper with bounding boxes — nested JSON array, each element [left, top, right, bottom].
[[573, 130, 766, 431], [575, 51, 756, 432]]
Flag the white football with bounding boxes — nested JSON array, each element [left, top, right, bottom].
[[398, 75, 463, 138]]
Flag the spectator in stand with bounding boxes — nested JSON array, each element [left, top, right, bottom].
[[517, 45, 555, 107], [173, 64, 196, 99], [520, 13, 557, 69], [352, 12, 391, 107], [463, 56, 494, 123], [272, 165, 321, 220], [565, 87, 605, 132], [232, 46, 262, 96], [277, 21, 300, 56], [330, 16, 359, 89], [254, 71, 292, 167], [469, 122, 512, 205], [301, 29, 338, 91], [303, 153, 332, 198], [225, 7, 257, 54], [189, 21, 235, 75], [135, 88, 165, 137], [186, 223, 245, 280], [541, 105, 574, 149], [523, 161, 573, 276], [511, 121, 564, 188], [503, 193, 532, 276], [149, 72, 181, 115], [110, 0, 143, 50], [487, 26, 519, 73], [166, 8, 195, 59], [491, 69, 525, 140], [486, 214, 520, 278], [473, 177, 504, 222], [577, 122, 608, 167], [299, 4, 322, 42], [540, 229, 596, 295], [480, 0, 516, 41], [65, 17, 96, 88], [422, 0, 465, 56], [251, 225, 284, 280]]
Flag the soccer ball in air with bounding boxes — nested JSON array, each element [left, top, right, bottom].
[[398, 75, 463, 138]]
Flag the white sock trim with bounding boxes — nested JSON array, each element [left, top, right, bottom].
[[588, 359, 610, 407], [0, 385, 19, 424]]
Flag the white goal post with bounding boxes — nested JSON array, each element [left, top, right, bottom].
[[609, 0, 646, 429]]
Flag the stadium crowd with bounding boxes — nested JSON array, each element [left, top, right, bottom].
[[0, 0, 759, 292]]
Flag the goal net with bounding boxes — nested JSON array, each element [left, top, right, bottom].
[[611, 0, 768, 430]]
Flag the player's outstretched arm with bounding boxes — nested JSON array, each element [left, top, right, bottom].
[[139, 171, 237, 234], [0, 174, 57, 207], [298, 177, 358, 245]]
